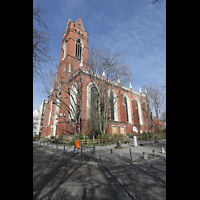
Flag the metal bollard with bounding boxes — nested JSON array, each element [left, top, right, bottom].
[[110, 149, 112, 161], [152, 149, 155, 156], [63, 145, 65, 152], [93, 145, 95, 159], [81, 143, 82, 156], [86, 147, 88, 157], [143, 152, 147, 159], [129, 148, 132, 161]]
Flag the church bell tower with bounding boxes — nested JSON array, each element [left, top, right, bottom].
[[59, 18, 89, 73]]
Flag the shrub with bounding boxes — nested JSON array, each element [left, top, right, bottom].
[[142, 131, 148, 140], [127, 133, 134, 138], [78, 133, 84, 140], [33, 135, 40, 141], [148, 131, 154, 139], [69, 138, 75, 146]]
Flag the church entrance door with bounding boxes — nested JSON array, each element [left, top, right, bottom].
[[120, 127, 125, 135]]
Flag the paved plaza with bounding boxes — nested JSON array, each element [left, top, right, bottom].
[[33, 140, 166, 200]]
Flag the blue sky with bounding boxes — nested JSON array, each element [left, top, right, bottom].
[[33, 0, 166, 113]]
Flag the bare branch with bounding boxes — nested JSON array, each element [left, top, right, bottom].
[[33, 3, 52, 80]]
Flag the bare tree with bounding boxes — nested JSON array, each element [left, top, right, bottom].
[[141, 94, 154, 132], [39, 66, 57, 98], [41, 59, 86, 138], [88, 46, 132, 135], [142, 83, 165, 133], [40, 46, 132, 137], [33, 3, 52, 80], [160, 107, 166, 122]]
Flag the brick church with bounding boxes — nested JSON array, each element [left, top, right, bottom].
[[41, 18, 153, 138]]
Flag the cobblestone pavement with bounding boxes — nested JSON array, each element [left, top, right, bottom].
[[33, 146, 166, 200]]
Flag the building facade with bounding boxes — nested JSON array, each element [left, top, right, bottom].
[[41, 18, 153, 138], [33, 110, 39, 135], [37, 100, 48, 136]]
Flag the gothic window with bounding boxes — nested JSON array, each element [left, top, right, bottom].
[[110, 92, 114, 120], [75, 39, 82, 60], [124, 96, 129, 122], [108, 90, 118, 121], [90, 86, 98, 111], [87, 82, 100, 119]]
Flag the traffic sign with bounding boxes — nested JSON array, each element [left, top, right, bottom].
[[133, 126, 138, 133]]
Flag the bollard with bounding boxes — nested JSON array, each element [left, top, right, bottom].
[[73, 145, 76, 155], [81, 143, 82, 156], [143, 152, 147, 159], [63, 145, 65, 152], [152, 149, 155, 156], [93, 145, 95, 159], [129, 148, 132, 161], [133, 136, 137, 146], [110, 149, 112, 161], [161, 147, 165, 153]]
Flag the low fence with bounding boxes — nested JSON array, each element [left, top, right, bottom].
[[79, 145, 95, 159], [33, 140, 96, 159], [77, 135, 129, 146]]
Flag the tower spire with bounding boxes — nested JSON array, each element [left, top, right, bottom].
[[129, 82, 132, 89], [117, 75, 120, 83], [139, 86, 142, 93]]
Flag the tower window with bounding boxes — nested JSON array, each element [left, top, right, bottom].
[[62, 40, 67, 60], [75, 39, 82, 60]]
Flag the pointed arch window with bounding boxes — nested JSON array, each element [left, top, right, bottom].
[[124, 96, 129, 122], [75, 39, 82, 60], [110, 92, 114, 120], [86, 82, 100, 119], [108, 89, 118, 121], [90, 86, 99, 112]]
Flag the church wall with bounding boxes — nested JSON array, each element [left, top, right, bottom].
[[41, 18, 152, 138]]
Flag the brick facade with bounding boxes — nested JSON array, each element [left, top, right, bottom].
[[41, 18, 153, 137]]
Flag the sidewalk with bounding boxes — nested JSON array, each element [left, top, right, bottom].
[[33, 139, 166, 164], [94, 140, 166, 164]]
